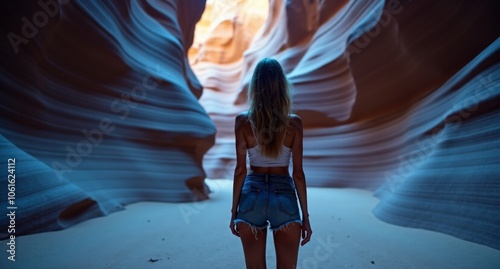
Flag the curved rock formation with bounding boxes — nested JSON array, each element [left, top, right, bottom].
[[0, 0, 215, 237], [372, 44, 500, 250], [0, 135, 101, 237]]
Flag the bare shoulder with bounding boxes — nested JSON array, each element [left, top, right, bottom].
[[235, 111, 249, 129], [289, 114, 303, 130]]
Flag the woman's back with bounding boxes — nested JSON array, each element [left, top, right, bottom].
[[237, 113, 302, 175]]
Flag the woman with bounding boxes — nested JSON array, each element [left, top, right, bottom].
[[230, 57, 312, 269]]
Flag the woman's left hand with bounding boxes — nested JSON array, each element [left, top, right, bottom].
[[229, 214, 239, 237]]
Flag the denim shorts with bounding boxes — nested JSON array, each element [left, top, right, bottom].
[[234, 173, 302, 232]]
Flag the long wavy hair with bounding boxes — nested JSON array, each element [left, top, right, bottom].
[[247, 58, 293, 158]]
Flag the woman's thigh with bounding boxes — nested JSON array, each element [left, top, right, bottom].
[[273, 222, 301, 268]]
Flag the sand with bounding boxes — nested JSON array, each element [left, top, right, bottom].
[[2, 179, 499, 269]]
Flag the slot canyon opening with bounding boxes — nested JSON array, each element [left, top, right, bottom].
[[187, 0, 270, 180], [188, 0, 269, 66]]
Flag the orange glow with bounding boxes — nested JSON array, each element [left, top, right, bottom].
[[188, 0, 269, 64]]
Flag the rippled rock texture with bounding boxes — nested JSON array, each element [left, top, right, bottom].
[[190, 0, 500, 250], [1, 0, 215, 237]]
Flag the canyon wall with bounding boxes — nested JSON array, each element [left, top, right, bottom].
[[1, 0, 214, 237]]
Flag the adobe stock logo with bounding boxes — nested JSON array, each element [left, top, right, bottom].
[[7, 0, 71, 54]]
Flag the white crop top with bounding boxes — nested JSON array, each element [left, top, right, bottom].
[[248, 144, 291, 167], [247, 125, 292, 167]]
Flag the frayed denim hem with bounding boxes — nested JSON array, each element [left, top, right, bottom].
[[270, 220, 302, 232], [233, 219, 268, 240]]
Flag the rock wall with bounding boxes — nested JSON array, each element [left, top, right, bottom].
[[0, 0, 215, 237]]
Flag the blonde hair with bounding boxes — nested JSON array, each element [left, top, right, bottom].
[[247, 58, 293, 158]]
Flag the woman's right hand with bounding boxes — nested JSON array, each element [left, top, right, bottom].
[[300, 217, 312, 246]]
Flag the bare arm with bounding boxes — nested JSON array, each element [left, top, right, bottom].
[[291, 115, 312, 245], [230, 114, 248, 236], [291, 116, 309, 219]]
